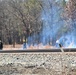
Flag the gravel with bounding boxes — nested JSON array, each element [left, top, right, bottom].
[[0, 52, 76, 75]]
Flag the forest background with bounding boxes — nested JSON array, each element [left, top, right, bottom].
[[0, 0, 76, 48]]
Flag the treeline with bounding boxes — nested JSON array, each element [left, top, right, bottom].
[[0, 0, 42, 47], [0, 0, 76, 47]]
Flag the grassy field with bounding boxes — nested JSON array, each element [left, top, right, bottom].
[[3, 44, 54, 50], [3, 44, 22, 50]]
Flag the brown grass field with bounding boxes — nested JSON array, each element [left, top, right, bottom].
[[3, 44, 55, 50], [3, 44, 22, 50]]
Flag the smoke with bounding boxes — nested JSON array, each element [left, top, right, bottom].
[[27, 0, 76, 48], [57, 31, 76, 48], [40, 0, 76, 48], [40, 0, 64, 46]]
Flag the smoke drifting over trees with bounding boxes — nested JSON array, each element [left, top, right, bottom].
[[0, 0, 76, 48]]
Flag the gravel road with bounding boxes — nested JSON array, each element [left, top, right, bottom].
[[0, 52, 76, 75]]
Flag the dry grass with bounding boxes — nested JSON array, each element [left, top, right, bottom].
[[3, 44, 22, 50], [3, 44, 55, 50]]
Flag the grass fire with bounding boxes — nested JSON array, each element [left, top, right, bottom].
[[0, 0, 76, 50]]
